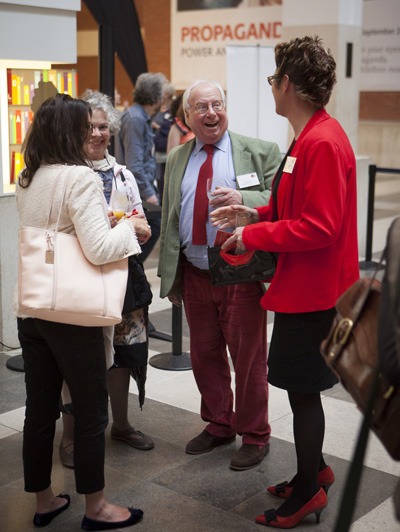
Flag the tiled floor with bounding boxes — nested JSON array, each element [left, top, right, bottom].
[[1, 171, 400, 531]]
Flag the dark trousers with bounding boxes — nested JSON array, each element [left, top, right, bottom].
[[18, 318, 109, 494], [138, 211, 161, 263]]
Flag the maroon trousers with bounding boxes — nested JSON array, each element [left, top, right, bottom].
[[182, 261, 270, 445]]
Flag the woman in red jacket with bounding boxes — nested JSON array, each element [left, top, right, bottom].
[[211, 35, 359, 529]]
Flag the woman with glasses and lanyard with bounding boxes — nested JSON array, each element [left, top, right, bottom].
[[59, 90, 154, 473]]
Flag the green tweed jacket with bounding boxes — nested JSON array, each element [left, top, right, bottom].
[[157, 130, 281, 299]]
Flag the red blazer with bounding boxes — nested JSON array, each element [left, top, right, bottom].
[[243, 109, 359, 313]]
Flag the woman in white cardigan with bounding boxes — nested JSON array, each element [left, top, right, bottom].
[[16, 94, 149, 530]]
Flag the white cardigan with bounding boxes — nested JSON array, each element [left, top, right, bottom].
[[16, 164, 141, 265]]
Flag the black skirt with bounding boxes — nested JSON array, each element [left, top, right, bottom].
[[268, 308, 338, 393]]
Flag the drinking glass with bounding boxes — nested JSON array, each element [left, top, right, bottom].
[[235, 212, 251, 228], [235, 212, 251, 253], [110, 191, 128, 221], [206, 177, 215, 200]]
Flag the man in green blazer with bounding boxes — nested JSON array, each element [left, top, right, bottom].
[[158, 80, 281, 470]]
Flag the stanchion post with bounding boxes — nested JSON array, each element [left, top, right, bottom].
[[365, 164, 376, 262], [149, 304, 191, 371], [359, 164, 380, 271]]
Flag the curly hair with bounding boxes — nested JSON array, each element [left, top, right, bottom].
[[81, 89, 121, 136], [274, 35, 336, 108], [133, 72, 166, 106], [20, 94, 91, 187]]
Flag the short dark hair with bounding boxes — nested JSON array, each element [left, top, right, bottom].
[[133, 72, 166, 106], [20, 94, 91, 187], [274, 35, 336, 108]]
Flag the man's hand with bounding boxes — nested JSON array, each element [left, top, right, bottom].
[[209, 186, 243, 208], [168, 294, 182, 306], [210, 205, 258, 229], [146, 194, 159, 206]]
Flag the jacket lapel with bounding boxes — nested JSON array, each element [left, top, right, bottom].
[[229, 132, 252, 187]]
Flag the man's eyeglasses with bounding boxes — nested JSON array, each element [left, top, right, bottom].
[[267, 75, 278, 86], [193, 100, 225, 114]]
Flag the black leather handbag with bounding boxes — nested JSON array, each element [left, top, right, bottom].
[[207, 244, 276, 286]]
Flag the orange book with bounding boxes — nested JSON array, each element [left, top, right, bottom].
[[15, 110, 22, 145]]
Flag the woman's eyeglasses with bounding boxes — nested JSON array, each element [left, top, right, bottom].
[[267, 75, 278, 86]]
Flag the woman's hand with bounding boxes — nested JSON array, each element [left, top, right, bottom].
[[108, 211, 118, 228], [127, 216, 151, 244], [210, 204, 259, 229], [221, 227, 246, 251]]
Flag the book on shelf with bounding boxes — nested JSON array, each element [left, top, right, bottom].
[[7, 68, 78, 109], [15, 110, 22, 145], [8, 109, 33, 146], [10, 151, 24, 185]]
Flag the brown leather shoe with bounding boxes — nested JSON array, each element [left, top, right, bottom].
[[111, 426, 154, 450], [230, 443, 270, 471], [186, 429, 236, 455]]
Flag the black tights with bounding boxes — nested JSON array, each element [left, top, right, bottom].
[[277, 390, 326, 517]]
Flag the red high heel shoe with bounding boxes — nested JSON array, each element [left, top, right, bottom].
[[255, 488, 327, 528], [266, 466, 335, 499]]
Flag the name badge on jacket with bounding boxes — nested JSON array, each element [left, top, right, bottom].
[[283, 156, 296, 174], [236, 172, 260, 189]]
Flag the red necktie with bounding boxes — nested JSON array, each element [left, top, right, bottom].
[[192, 144, 215, 245]]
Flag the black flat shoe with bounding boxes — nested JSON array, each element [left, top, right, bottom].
[[81, 508, 143, 531], [33, 493, 70, 527]]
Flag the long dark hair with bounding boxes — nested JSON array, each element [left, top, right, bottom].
[[19, 94, 92, 187]]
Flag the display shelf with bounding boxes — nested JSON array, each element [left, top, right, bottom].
[[2, 67, 78, 191]]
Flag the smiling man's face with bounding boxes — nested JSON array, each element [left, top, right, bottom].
[[184, 82, 228, 145]]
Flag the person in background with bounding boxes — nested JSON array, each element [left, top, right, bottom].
[[153, 82, 176, 202], [16, 94, 149, 530], [158, 79, 281, 471], [59, 90, 154, 470], [116, 72, 166, 263], [166, 94, 195, 154], [211, 36, 359, 528]]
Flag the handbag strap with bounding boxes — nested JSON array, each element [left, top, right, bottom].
[[333, 367, 381, 532], [45, 167, 70, 233]]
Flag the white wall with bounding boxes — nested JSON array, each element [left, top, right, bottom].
[[226, 45, 289, 153]]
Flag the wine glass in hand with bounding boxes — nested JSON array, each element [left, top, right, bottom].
[[110, 190, 128, 221], [206, 177, 214, 201]]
